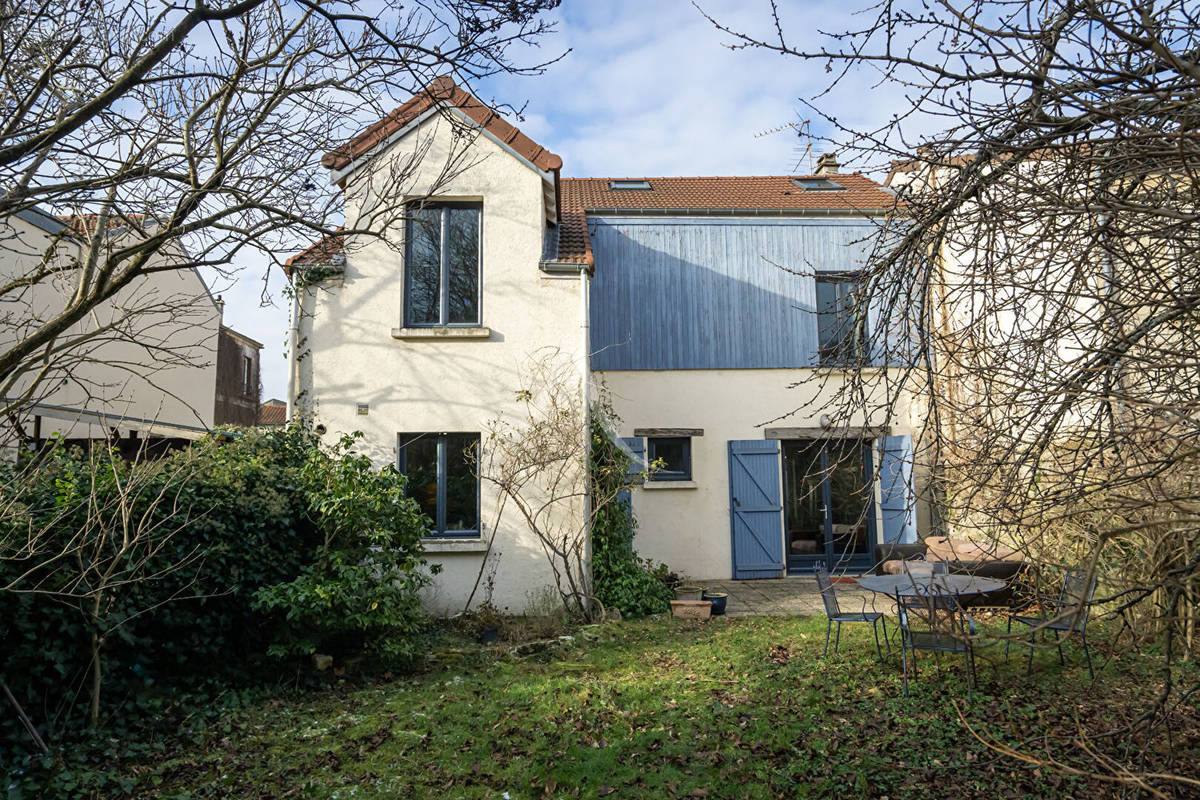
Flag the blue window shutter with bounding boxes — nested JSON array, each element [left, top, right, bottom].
[[879, 435, 917, 543], [618, 437, 646, 485], [728, 440, 785, 579]]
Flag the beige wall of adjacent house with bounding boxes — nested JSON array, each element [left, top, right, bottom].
[[0, 213, 219, 445], [599, 367, 926, 580], [295, 111, 586, 615]]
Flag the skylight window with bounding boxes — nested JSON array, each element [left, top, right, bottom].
[[608, 179, 652, 190], [793, 177, 844, 191]]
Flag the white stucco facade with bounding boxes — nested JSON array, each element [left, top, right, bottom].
[[0, 211, 220, 447], [294, 112, 587, 615], [600, 368, 927, 580]]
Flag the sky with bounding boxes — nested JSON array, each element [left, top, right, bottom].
[[215, 0, 910, 400]]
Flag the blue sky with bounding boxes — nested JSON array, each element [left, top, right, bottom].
[[219, 0, 907, 400]]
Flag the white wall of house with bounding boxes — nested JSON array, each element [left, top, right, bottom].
[[0, 212, 220, 445], [600, 367, 926, 580], [295, 112, 586, 615]]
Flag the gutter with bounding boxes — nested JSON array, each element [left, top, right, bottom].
[[286, 279, 301, 421], [578, 264, 593, 613], [10, 401, 213, 438], [582, 206, 897, 219]]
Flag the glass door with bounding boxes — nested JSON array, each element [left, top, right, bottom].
[[783, 438, 877, 573]]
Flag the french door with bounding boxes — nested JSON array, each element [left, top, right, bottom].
[[782, 438, 877, 573]]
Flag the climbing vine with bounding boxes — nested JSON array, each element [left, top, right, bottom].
[[589, 413, 673, 618]]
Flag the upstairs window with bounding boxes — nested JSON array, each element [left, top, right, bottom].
[[405, 202, 481, 327], [242, 355, 254, 396], [647, 436, 692, 481], [608, 179, 652, 190], [816, 273, 870, 366], [398, 432, 480, 538]]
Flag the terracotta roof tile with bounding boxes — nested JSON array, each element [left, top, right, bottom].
[[286, 174, 896, 270], [257, 402, 286, 426], [323, 76, 562, 174], [285, 228, 343, 268], [550, 174, 897, 264]]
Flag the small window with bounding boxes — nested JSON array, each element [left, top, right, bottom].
[[793, 177, 844, 191], [397, 432, 480, 537], [242, 355, 254, 396], [608, 179, 652, 191], [647, 436, 691, 481], [816, 273, 870, 366], [405, 202, 481, 327]]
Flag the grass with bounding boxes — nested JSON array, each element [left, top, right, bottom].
[[126, 615, 1196, 800]]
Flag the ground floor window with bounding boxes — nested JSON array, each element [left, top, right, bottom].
[[647, 436, 692, 481], [397, 432, 480, 537]]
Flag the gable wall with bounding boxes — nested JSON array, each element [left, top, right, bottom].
[[297, 112, 587, 614]]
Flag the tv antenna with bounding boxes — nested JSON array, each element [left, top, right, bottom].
[[754, 119, 814, 173]]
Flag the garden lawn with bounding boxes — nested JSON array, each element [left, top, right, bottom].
[[133, 616, 1196, 799]]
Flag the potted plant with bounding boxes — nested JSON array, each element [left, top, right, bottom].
[[701, 590, 728, 616]]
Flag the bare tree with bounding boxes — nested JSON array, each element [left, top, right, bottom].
[[0, 0, 562, 421], [0, 443, 204, 728], [703, 0, 1199, 790], [474, 349, 636, 622]]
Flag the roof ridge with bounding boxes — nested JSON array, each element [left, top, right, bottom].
[[323, 77, 562, 175], [563, 173, 873, 181]]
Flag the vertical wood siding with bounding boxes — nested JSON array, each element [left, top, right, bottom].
[[589, 217, 880, 370]]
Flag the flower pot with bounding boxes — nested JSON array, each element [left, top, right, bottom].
[[701, 591, 728, 616], [674, 585, 703, 601]]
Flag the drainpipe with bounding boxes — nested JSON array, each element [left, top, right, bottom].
[[579, 266, 593, 612], [285, 280, 300, 421]]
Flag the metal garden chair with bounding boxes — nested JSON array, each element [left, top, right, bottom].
[[815, 568, 890, 662], [894, 584, 978, 701], [1007, 568, 1097, 678]]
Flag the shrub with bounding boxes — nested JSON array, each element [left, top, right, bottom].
[[589, 417, 673, 618], [253, 432, 434, 664], [0, 425, 432, 752]]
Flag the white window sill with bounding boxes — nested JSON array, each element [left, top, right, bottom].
[[642, 480, 698, 490], [392, 327, 492, 341], [421, 538, 490, 553]]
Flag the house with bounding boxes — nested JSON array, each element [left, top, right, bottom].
[[257, 398, 287, 426], [0, 207, 222, 457], [214, 323, 262, 426], [287, 78, 924, 613]]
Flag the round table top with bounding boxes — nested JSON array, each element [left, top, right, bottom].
[[857, 573, 1007, 597]]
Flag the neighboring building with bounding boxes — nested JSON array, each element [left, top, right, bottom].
[[214, 324, 262, 426], [0, 208, 221, 456], [287, 79, 921, 612], [258, 398, 287, 426]]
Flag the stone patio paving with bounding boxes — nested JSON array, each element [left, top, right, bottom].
[[696, 576, 894, 617]]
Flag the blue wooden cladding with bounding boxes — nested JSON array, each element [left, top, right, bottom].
[[878, 435, 917, 544], [728, 440, 786, 579], [589, 217, 881, 371]]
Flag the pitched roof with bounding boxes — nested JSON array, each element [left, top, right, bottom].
[[257, 401, 286, 426], [322, 76, 562, 175], [285, 173, 897, 269], [285, 229, 343, 268], [550, 174, 897, 264]]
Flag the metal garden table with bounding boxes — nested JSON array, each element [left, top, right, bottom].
[[857, 573, 1007, 599]]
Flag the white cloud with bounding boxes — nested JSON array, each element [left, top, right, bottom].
[[224, 0, 920, 399]]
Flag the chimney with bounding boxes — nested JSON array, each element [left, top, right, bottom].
[[815, 152, 840, 175], [215, 294, 225, 318]]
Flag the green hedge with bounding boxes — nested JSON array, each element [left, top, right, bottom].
[[0, 425, 431, 790]]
